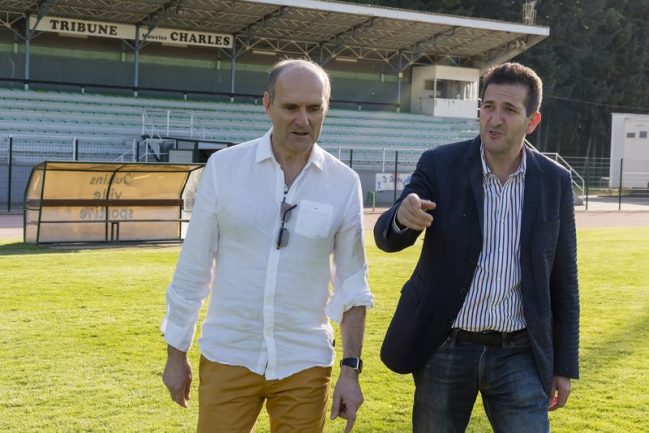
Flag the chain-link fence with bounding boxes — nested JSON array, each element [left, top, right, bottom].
[[321, 146, 421, 206], [330, 149, 649, 209], [563, 156, 649, 210]]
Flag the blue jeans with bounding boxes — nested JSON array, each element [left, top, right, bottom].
[[412, 331, 549, 433]]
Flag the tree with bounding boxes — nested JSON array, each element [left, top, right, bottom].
[[342, 0, 649, 157]]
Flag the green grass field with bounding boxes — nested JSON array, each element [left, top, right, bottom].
[[1, 227, 648, 433]]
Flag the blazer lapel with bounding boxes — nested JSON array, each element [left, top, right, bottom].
[[520, 147, 541, 252], [464, 137, 484, 234]]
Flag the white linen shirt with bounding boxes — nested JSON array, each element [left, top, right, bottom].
[[162, 129, 374, 380]]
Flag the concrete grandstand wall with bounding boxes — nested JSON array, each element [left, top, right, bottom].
[[0, 28, 411, 109]]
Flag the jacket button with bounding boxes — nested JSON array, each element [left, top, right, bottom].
[[460, 287, 467, 295]]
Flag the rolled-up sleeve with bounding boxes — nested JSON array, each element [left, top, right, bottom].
[[161, 158, 219, 352], [326, 176, 374, 323]]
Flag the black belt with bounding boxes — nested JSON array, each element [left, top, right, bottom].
[[451, 328, 527, 346]]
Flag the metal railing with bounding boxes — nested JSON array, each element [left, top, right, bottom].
[[541, 152, 585, 196], [524, 139, 585, 197], [141, 109, 216, 141]]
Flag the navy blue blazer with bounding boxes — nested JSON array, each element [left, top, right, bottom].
[[374, 136, 579, 395]]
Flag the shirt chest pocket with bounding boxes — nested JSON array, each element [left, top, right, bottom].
[[295, 200, 333, 239]]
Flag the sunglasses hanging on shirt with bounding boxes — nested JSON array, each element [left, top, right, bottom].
[[277, 199, 297, 249]]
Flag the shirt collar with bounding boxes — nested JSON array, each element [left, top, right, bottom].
[[479, 141, 527, 179], [255, 128, 325, 171]]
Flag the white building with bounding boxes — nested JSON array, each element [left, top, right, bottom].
[[610, 113, 649, 189], [410, 65, 480, 118]]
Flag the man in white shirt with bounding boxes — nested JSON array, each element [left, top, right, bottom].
[[161, 59, 374, 433]]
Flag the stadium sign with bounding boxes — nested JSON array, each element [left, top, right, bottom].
[[146, 28, 233, 48], [375, 173, 413, 192], [30, 16, 233, 48], [30, 16, 135, 40]]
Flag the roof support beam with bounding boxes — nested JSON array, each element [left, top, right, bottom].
[[3, 0, 58, 40], [140, 0, 185, 39], [30, 0, 59, 19], [385, 26, 461, 72], [238, 6, 287, 38], [25, 0, 58, 41], [320, 16, 376, 65], [478, 34, 545, 71], [410, 26, 457, 58], [0, 0, 548, 74], [233, 6, 288, 57], [0, 11, 24, 31]]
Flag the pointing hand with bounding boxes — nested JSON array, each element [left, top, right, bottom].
[[396, 193, 436, 231]]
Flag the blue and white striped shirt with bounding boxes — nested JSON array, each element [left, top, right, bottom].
[[453, 144, 527, 332]]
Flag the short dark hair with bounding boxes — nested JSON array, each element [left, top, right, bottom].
[[481, 62, 543, 115], [266, 58, 331, 104]]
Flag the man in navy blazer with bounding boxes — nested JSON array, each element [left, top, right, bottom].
[[374, 63, 579, 433]]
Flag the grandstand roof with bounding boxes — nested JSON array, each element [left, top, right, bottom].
[[2, 0, 548, 71]]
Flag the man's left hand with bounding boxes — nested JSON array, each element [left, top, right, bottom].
[[330, 368, 364, 433], [548, 375, 571, 411]]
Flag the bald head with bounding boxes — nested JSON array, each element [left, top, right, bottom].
[[266, 59, 331, 106]]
